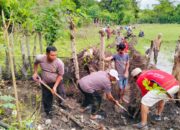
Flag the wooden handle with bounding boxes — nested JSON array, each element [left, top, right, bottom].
[[39, 80, 65, 102]]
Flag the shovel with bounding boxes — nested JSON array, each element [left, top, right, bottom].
[[116, 103, 133, 118], [36, 76, 72, 109]]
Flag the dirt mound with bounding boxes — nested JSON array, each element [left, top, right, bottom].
[[63, 46, 113, 82]]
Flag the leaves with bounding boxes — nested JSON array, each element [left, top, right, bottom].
[[0, 95, 15, 102], [0, 102, 16, 109]]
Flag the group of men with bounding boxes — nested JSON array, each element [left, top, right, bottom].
[[32, 32, 179, 129]]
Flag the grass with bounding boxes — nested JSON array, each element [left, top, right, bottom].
[[133, 24, 180, 56], [0, 24, 179, 68]]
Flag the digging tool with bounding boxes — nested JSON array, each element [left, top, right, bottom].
[[116, 103, 133, 118], [35, 76, 74, 109], [39, 79, 65, 102]]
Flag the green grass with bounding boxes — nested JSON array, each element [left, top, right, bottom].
[[133, 24, 180, 55], [0, 24, 179, 68]]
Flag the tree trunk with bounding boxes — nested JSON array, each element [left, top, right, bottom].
[[33, 34, 37, 61], [9, 33, 18, 77], [38, 32, 43, 54], [20, 36, 28, 78], [0, 65, 2, 80], [69, 19, 80, 81], [99, 29, 106, 70], [2, 10, 21, 124], [4, 50, 11, 79], [172, 39, 180, 101], [25, 34, 33, 75]]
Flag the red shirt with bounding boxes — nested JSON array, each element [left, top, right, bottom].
[[123, 40, 129, 53], [136, 70, 179, 96]]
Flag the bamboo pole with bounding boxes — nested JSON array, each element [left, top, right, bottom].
[[99, 29, 106, 70], [2, 10, 21, 125], [69, 18, 80, 81]]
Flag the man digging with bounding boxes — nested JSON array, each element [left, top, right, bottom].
[[131, 68, 180, 129], [32, 46, 66, 119], [78, 69, 121, 120]]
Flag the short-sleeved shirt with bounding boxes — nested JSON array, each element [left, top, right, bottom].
[[115, 36, 124, 44], [112, 53, 129, 76], [78, 71, 112, 94], [34, 54, 64, 83], [136, 70, 179, 96]]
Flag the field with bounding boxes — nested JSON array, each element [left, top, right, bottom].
[[0, 24, 179, 71]]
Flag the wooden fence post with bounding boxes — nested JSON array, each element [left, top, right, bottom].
[[69, 19, 80, 81], [172, 37, 180, 102], [99, 29, 106, 70]]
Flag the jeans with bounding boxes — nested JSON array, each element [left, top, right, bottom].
[[78, 84, 102, 115]]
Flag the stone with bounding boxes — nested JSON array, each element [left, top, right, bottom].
[[61, 116, 68, 123], [45, 119, 52, 125]]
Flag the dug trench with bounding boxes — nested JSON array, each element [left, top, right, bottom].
[[1, 37, 180, 130]]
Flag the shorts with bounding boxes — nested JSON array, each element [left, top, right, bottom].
[[118, 76, 128, 90], [141, 85, 180, 107]]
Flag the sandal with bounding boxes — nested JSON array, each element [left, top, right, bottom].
[[133, 122, 148, 129]]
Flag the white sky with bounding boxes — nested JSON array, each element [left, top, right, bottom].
[[96, 0, 180, 9], [139, 0, 180, 9]]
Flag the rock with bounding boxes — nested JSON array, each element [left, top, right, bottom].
[[61, 116, 68, 123], [45, 119, 52, 125], [164, 117, 170, 121], [114, 120, 119, 124], [37, 124, 43, 130], [80, 115, 84, 122]]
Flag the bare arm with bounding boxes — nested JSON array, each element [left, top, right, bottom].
[[32, 63, 39, 81], [33, 63, 38, 75], [53, 75, 63, 93], [106, 92, 118, 105], [104, 56, 113, 61], [125, 60, 129, 73]]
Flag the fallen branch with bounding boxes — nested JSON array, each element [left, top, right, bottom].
[[56, 107, 84, 128]]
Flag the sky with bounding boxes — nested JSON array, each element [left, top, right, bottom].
[[139, 0, 180, 9], [96, 0, 180, 9]]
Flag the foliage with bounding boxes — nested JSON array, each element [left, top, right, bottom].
[[0, 94, 16, 116], [138, 0, 180, 23]]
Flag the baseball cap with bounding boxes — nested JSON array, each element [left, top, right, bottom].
[[109, 69, 119, 80], [131, 68, 142, 77]]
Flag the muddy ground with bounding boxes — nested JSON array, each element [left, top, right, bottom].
[[1, 80, 180, 130]]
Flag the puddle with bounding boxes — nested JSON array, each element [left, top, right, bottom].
[[156, 52, 174, 74]]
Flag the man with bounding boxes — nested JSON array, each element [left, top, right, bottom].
[[104, 43, 129, 103], [153, 33, 162, 64], [115, 31, 124, 45], [78, 69, 121, 120], [106, 25, 111, 40], [32, 46, 65, 118], [131, 68, 179, 129], [138, 30, 144, 37]]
